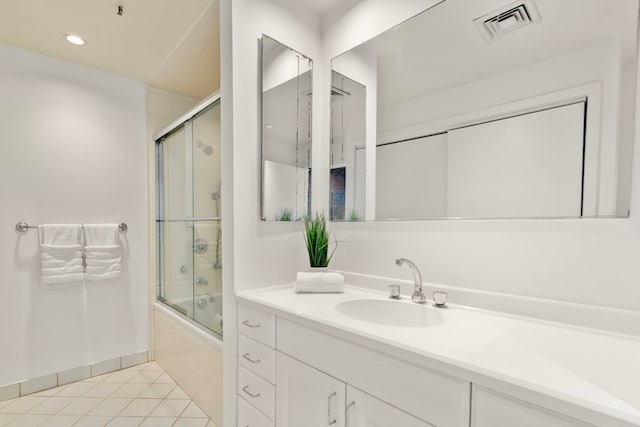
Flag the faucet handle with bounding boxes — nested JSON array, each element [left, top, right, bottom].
[[433, 290, 448, 307], [388, 284, 401, 300]]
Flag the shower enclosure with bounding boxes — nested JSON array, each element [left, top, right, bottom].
[[155, 94, 222, 337]]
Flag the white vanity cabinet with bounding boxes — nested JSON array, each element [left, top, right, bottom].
[[275, 352, 435, 427], [276, 352, 346, 427], [237, 302, 469, 427], [470, 386, 595, 427], [346, 386, 435, 427], [237, 303, 277, 427]]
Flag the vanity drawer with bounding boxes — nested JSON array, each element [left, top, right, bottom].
[[277, 317, 471, 427], [238, 334, 276, 384], [238, 365, 275, 420], [238, 304, 276, 347], [238, 395, 274, 427]]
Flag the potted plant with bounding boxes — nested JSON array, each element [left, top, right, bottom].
[[303, 212, 336, 268]]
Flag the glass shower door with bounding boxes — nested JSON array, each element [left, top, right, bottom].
[[191, 102, 222, 336], [156, 98, 222, 337]]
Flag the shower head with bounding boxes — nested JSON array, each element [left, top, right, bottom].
[[196, 140, 214, 156]]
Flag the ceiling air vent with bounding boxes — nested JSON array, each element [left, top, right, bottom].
[[474, 0, 541, 42]]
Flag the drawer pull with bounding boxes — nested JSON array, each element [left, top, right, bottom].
[[328, 391, 337, 425], [345, 401, 356, 427], [242, 385, 261, 399], [242, 352, 261, 364], [242, 319, 261, 328]]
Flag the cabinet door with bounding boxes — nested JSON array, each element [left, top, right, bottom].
[[276, 352, 346, 427], [346, 386, 435, 427], [471, 386, 595, 427]]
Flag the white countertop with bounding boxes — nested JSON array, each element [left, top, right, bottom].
[[236, 285, 640, 427]]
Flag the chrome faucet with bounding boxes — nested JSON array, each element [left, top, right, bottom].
[[395, 258, 426, 304]]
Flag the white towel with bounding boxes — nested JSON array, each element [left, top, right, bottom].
[[83, 224, 122, 281], [83, 223, 119, 246], [38, 224, 84, 289], [295, 272, 345, 293]]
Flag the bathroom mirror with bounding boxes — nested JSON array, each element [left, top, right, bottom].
[[261, 35, 312, 221], [330, 0, 639, 220]]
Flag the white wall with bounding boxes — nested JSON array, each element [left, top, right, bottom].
[[322, 1, 640, 312], [225, 2, 322, 425], [0, 44, 148, 386], [231, 0, 322, 291]]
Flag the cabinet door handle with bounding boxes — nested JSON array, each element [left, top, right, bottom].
[[242, 353, 261, 364], [345, 401, 356, 427], [328, 391, 337, 425], [242, 385, 261, 398], [242, 320, 261, 328]]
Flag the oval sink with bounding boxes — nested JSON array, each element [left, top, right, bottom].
[[336, 299, 445, 328]]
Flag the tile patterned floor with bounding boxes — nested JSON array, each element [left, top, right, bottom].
[[0, 362, 215, 427]]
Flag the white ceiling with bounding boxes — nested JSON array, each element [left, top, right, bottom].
[[0, 0, 219, 100]]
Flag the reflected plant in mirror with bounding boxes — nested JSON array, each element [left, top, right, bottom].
[[330, 0, 639, 220], [261, 35, 313, 221]]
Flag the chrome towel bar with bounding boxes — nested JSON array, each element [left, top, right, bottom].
[[15, 222, 128, 233]]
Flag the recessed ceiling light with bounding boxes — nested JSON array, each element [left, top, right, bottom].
[[64, 34, 86, 46]]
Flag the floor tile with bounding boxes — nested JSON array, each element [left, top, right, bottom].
[[1, 363, 212, 427], [152, 374, 175, 385], [119, 399, 162, 417], [111, 383, 149, 399], [139, 417, 176, 427], [31, 386, 67, 398], [56, 397, 103, 416], [165, 387, 189, 400], [173, 418, 209, 427], [72, 415, 113, 426], [137, 384, 174, 399], [142, 363, 163, 372], [180, 402, 207, 418], [82, 375, 108, 384], [106, 416, 145, 426], [89, 398, 133, 416], [0, 396, 48, 414], [104, 371, 139, 384], [0, 399, 15, 410], [55, 383, 96, 397], [129, 371, 163, 384], [148, 399, 189, 418], [6, 413, 50, 426], [38, 414, 81, 426], [83, 383, 122, 398], [29, 397, 75, 414]]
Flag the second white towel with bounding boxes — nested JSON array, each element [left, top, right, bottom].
[[84, 224, 122, 281], [295, 272, 345, 293]]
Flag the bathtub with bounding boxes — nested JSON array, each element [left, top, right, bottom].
[[153, 300, 223, 424]]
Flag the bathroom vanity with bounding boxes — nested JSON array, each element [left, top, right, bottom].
[[235, 286, 640, 427]]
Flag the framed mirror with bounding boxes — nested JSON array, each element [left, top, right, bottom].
[[261, 35, 312, 221], [330, 0, 639, 220]]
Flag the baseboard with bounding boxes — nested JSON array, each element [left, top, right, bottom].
[[0, 350, 149, 402]]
